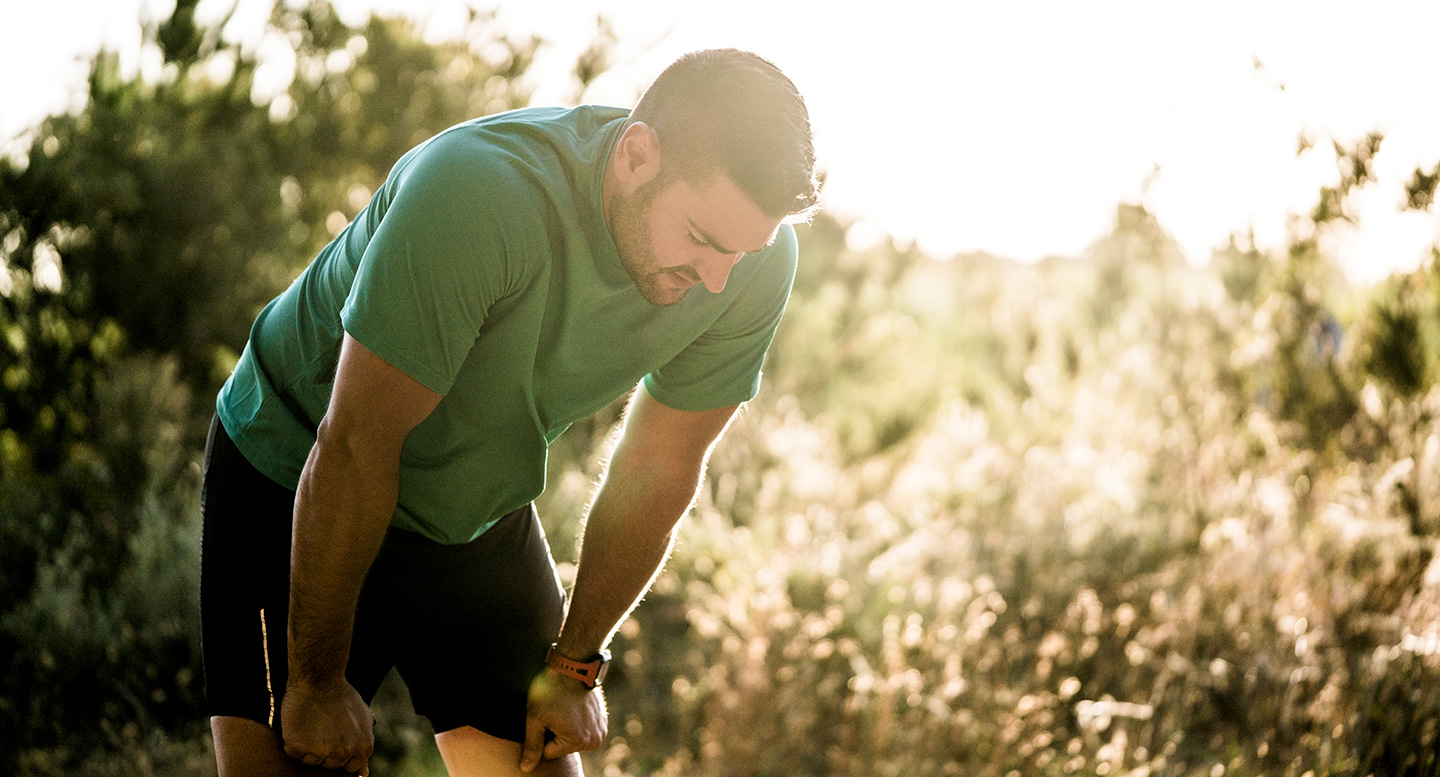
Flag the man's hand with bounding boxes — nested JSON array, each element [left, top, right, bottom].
[[519, 667, 608, 772], [280, 679, 375, 775]]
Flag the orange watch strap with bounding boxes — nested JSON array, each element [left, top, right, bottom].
[[545, 644, 609, 688]]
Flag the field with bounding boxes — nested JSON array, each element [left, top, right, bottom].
[[2, 3, 1439, 774]]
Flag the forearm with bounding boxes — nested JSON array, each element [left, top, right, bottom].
[[520, 389, 735, 770], [288, 426, 401, 687], [557, 456, 702, 658]]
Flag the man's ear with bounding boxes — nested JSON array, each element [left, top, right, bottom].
[[613, 121, 661, 188]]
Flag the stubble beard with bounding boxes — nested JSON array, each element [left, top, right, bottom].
[[611, 177, 690, 307]]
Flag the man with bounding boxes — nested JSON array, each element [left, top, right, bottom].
[[200, 48, 819, 776]]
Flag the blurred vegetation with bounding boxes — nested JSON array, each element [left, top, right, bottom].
[[3, 2, 1440, 776]]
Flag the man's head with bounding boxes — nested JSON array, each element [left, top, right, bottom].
[[605, 49, 819, 306], [631, 48, 820, 221]]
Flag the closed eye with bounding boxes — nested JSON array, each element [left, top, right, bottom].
[[686, 219, 750, 255]]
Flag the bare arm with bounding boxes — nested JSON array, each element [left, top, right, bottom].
[[559, 386, 737, 656], [282, 333, 442, 774], [521, 382, 738, 771]]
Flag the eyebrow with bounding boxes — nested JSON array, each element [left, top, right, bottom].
[[688, 219, 776, 256]]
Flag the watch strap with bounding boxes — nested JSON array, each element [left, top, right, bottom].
[[545, 644, 610, 688]]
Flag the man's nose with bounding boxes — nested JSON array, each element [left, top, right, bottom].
[[694, 251, 742, 293]]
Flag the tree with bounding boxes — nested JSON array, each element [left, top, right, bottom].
[[0, 2, 548, 772]]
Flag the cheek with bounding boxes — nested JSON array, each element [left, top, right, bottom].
[[650, 229, 689, 266], [619, 205, 660, 261]]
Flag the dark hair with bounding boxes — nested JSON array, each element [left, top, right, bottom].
[[630, 49, 820, 220]]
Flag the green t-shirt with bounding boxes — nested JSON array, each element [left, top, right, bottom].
[[216, 105, 798, 544]]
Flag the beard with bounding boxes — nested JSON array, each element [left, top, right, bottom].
[[609, 175, 695, 306]]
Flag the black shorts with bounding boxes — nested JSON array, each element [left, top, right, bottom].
[[199, 415, 566, 742]]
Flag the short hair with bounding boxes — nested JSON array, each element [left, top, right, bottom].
[[630, 49, 820, 220]]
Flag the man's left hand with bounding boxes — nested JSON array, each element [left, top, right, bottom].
[[519, 666, 608, 772]]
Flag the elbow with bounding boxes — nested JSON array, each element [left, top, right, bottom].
[[313, 413, 404, 479], [649, 469, 707, 532], [605, 462, 703, 531]]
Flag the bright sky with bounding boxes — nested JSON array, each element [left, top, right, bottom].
[[2, 0, 1438, 284]]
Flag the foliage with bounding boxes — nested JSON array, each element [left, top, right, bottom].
[[4, 2, 1440, 775], [0, 1, 540, 772]]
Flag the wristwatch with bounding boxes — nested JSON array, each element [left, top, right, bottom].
[[545, 644, 611, 689]]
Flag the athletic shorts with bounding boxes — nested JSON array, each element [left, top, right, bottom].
[[199, 415, 566, 742]]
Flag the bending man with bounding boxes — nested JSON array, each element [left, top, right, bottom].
[[199, 48, 819, 776]]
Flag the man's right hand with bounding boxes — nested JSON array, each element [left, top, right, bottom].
[[280, 679, 375, 775]]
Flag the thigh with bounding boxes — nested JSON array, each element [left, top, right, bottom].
[[200, 416, 395, 730], [435, 725, 582, 777], [359, 506, 566, 743], [212, 715, 363, 777], [200, 415, 297, 730]]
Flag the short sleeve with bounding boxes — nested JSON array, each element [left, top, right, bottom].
[[340, 135, 530, 395], [643, 225, 798, 411]]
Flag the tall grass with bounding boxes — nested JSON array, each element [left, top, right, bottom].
[[538, 210, 1440, 777]]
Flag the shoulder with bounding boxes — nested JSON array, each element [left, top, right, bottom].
[[469, 104, 631, 143], [406, 106, 627, 172], [389, 122, 533, 201], [390, 105, 626, 212]]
